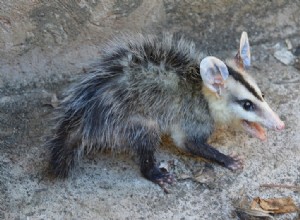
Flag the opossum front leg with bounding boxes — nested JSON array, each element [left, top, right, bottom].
[[184, 138, 244, 171], [138, 148, 174, 189], [127, 123, 174, 188]]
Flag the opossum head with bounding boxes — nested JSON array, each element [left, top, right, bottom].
[[200, 32, 285, 141]]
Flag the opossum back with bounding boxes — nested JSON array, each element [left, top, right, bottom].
[[48, 33, 213, 162], [62, 34, 204, 111]]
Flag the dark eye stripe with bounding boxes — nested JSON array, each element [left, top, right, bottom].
[[226, 65, 263, 101]]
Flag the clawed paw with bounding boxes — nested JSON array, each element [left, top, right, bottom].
[[154, 172, 176, 194], [144, 166, 176, 193], [227, 152, 244, 171], [154, 170, 175, 184]]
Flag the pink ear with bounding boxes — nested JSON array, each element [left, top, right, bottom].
[[235, 32, 251, 69], [200, 56, 229, 95]]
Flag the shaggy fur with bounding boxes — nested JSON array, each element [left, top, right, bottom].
[[47, 34, 242, 182]]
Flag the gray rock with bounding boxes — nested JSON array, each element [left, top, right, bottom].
[[1, 1, 300, 220], [274, 48, 295, 65]]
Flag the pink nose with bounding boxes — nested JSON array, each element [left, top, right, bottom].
[[276, 121, 285, 130]]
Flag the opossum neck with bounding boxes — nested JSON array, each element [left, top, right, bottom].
[[202, 86, 236, 126]]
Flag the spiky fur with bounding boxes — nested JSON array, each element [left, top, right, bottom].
[[47, 34, 240, 179]]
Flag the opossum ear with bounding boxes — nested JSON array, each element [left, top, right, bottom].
[[235, 31, 251, 68], [200, 56, 229, 95]]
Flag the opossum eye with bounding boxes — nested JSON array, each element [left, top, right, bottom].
[[241, 100, 255, 111], [261, 93, 265, 98]]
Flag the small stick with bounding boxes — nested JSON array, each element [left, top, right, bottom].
[[260, 184, 300, 191]]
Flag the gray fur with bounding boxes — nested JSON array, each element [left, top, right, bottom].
[[47, 34, 218, 178]]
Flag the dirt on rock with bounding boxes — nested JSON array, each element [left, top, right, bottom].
[[1, 1, 300, 219]]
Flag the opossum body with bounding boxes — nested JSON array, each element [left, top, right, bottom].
[[47, 32, 284, 186]]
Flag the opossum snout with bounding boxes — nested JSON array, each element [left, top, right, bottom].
[[275, 120, 285, 131], [264, 108, 285, 131]]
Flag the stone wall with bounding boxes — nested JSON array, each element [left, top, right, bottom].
[[0, 0, 299, 93]]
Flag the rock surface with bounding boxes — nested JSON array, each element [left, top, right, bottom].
[[1, 1, 300, 219], [274, 44, 295, 65]]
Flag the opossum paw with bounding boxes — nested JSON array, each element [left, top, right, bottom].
[[154, 172, 175, 185], [227, 152, 244, 171], [154, 172, 175, 194], [144, 166, 175, 193]]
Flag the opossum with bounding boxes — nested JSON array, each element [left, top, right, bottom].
[[47, 32, 285, 188]]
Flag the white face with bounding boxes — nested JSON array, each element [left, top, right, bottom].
[[225, 74, 285, 140], [199, 32, 284, 141]]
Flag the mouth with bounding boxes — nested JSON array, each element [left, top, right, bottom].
[[241, 120, 266, 141]]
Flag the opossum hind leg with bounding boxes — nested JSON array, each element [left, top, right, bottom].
[[48, 125, 82, 178], [127, 123, 175, 189]]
